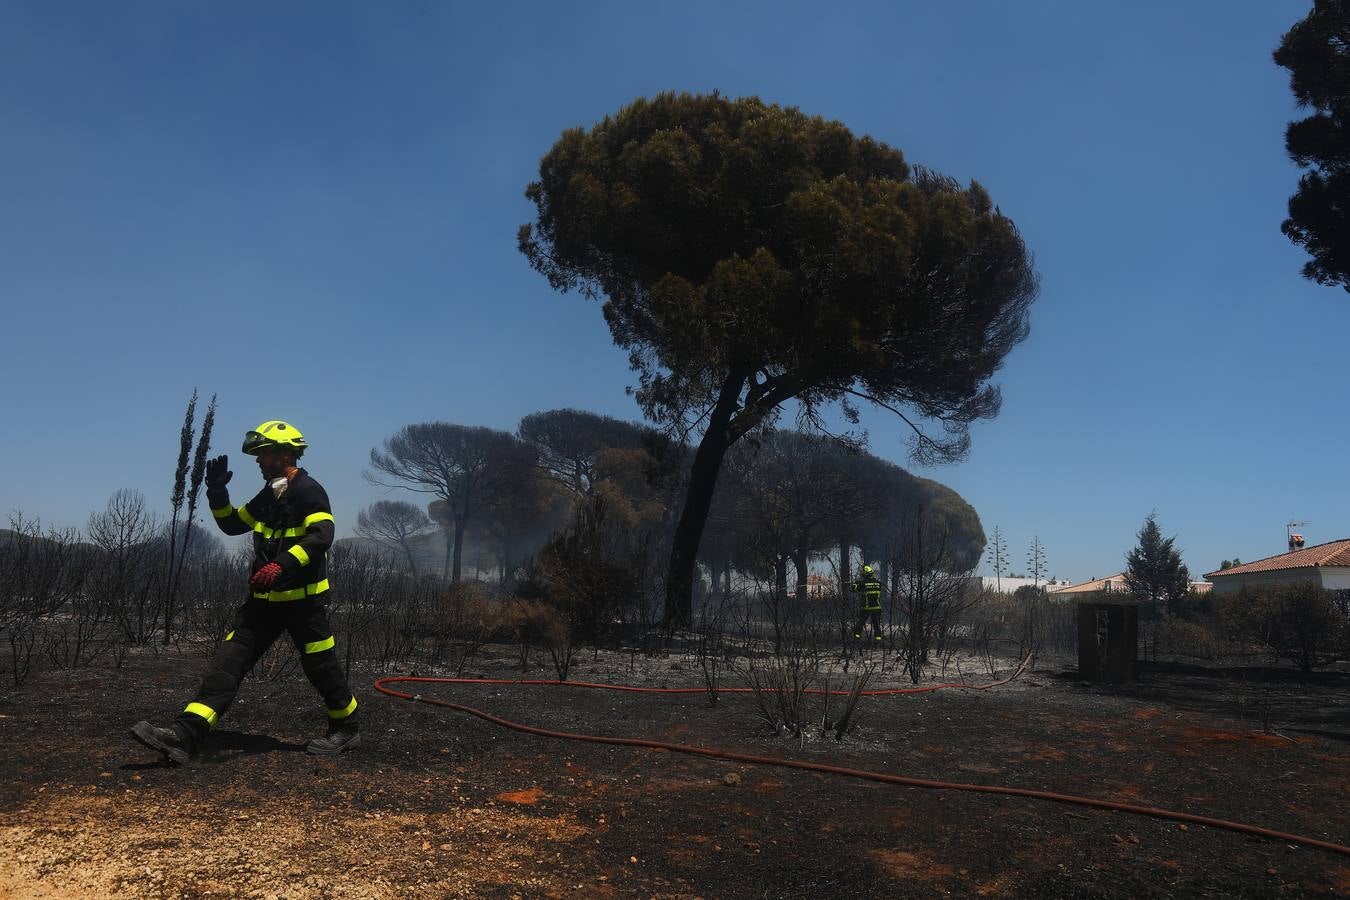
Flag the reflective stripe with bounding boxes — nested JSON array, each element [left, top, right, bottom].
[[224, 630, 234, 642], [257, 578, 331, 602], [327, 696, 358, 719], [303, 512, 335, 530], [184, 702, 218, 727], [288, 544, 310, 566], [303, 636, 335, 654], [253, 522, 304, 539], [244, 511, 330, 540], [212, 505, 233, 519]]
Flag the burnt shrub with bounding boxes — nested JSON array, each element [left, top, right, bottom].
[[1, 516, 87, 686], [519, 495, 637, 648], [426, 580, 500, 675], [1216, 581, 1348, 672], [1153, 617, 1225, 661], [501, 596, 571, 677], [964, 587, 1076, 658]]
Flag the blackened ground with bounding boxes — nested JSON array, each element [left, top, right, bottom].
[[0, 644, 1347, 899]]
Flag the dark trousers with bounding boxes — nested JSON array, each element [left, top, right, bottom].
[[176, 597, 357, 742], [853, 608, 882, 639]]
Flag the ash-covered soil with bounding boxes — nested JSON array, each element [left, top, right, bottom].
[[1, 644, 1347, 899]]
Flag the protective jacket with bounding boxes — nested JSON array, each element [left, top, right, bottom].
[[850, 575, 883, 611], [207, 469, 335, 602]]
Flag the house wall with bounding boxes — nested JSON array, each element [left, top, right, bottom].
[[1207, 569, 1350, 594]]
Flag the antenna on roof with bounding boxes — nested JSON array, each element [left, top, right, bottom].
[[1286, 520, 1308, 553]]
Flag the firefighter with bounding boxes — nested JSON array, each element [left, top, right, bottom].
[[130, 420, 360, 764], [850, 563, 884, 642]]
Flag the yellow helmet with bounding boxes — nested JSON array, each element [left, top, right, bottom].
[[242, 420, 307, 456], [862, 564, 874, 574]]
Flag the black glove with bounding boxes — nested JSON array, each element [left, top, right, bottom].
[[205, 455, 232, 490]]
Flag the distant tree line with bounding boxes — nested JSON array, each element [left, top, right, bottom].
[[360, 407, 985, 607]]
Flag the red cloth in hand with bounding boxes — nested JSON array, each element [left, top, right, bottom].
[[250, 562, 284, 589]]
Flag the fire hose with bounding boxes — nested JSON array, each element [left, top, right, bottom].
[[372, 665, 1350, 858]]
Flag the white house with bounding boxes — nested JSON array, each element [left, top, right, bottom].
[[1048, 573, 1129, 599], [1204, 539, 1350, 595], [1047, 573, 1212, 600]]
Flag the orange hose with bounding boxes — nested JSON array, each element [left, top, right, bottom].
[[372, 670, 1350, 858]]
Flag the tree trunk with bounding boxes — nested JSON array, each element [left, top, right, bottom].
[[441, 526, 453, 579], [662, 374, 745, 628], [452, 520, 466, 583], [775, 556, 789, 601], [793, 549, 809, 602], [498, 534, 514, 583], [401, 539, 417, 575], [838, 539, 851, 595]]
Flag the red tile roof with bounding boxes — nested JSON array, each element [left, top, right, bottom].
[[1204, 539, 1350, 579]]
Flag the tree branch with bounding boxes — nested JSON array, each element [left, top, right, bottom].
[[841, 388, 947, 457]]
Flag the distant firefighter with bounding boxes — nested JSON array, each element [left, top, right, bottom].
[[850, 564, 884, 642], [131, 420, 360, 764]]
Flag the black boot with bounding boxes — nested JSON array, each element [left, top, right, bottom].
[[307, 721, 360, 757], [130, 720, 196, 766]]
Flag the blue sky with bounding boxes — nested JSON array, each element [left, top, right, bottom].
[[1, 1, 1338, 582]]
